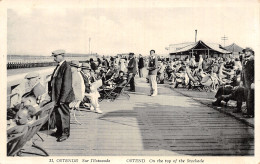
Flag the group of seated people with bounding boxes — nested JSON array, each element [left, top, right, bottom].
[[7, 58, 130, 140], [68, 59, 129, 114], [161, 53, 254, 117], [164, 55, 241, 88], [7, 72, 51, 138]]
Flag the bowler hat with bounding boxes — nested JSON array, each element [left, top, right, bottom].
[[52, 49, 65, 56], [25, 72, 40, 79], [70, 60, 80, 68], [242, 47, 254, 55], [81, 63, 91, 70]]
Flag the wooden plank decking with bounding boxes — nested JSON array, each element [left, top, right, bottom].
[[21, 78, 254, 156]]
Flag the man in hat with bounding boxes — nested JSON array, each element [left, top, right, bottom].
[[80, 63, 102, 114], [127, 53, 137, 92], [24, 72, 50, 106], [7, 72, 47, 119], [49, 49, 75, 142], [90, 58, 98, 72], [147, 50, 158, 96], [241, 47, 254, 118]]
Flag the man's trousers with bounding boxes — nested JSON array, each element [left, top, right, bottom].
[[149, 75, 157, 95], [54, 103, 70, 136]]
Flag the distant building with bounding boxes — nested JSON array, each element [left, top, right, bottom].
[[223, 43, 244, 58], [166, 40, 231, 61]]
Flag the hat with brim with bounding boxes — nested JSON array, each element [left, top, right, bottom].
[[81, 63, 91, 70], [242, 47, 254, 55], [70, 60, 80, 68], [51, 49, 65, 56], [25, 72, 40, 79]]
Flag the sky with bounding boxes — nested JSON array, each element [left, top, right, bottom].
[[7, 6, 259, 56]]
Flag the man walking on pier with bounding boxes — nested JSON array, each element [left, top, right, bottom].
[[147, 50, 158, 96], [49, 49, 75, 142]]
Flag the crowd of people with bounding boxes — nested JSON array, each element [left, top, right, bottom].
[[7, 49, 157, 143], [7, 47, 255, 145], [160, 47, 255, 118]]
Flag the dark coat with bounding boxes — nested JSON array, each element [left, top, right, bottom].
[[49, 61, 75, 104], [138, 57, 144, 69], [90, 62, 97, 71], [113, 76, 127, 87], [127, 57, 137, 74], [102, 59, 109, 69], [242, 58, 254, 88]]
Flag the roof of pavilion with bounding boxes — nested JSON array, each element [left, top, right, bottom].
[[169, 40, 231, 54]]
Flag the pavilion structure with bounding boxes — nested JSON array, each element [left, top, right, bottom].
[[167, 40, 231, 61]]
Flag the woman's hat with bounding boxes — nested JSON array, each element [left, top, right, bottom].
[[70, 60, 80, 68]]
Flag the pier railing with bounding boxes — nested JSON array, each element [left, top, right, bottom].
[[7, 62, 57, 69], [7, 67, 54, 108]]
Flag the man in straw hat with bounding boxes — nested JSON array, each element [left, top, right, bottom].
[[241, 47, 254, 118], [24, 72, 50, 106], [49, 49, 75, 142]]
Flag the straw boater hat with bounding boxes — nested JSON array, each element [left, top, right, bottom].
[[24, 72, 40, 79], [81, 63, 91, 70], [51, 49, 65, 56], [70, 60, 80, 68]]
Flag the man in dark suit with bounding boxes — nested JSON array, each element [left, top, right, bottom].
[[138, 54, 144, 78], [90, 58, 97, 72], [127, 53, 137, 92], [241, 47, 254, 118], [49, 49, 75, 142]]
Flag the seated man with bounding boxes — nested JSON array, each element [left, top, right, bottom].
[[7, 105, 37, 136], [213, 86, 246, 113], [111, 71, 128, 93], [22, 96, 41, 114], [7, 95, 41, 120], [185, 65, 200, 88], [113, 71, 127, 86], [24, 72, 51, 106], [212, 71, 245, 113], [165, 64, 173, 79]]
